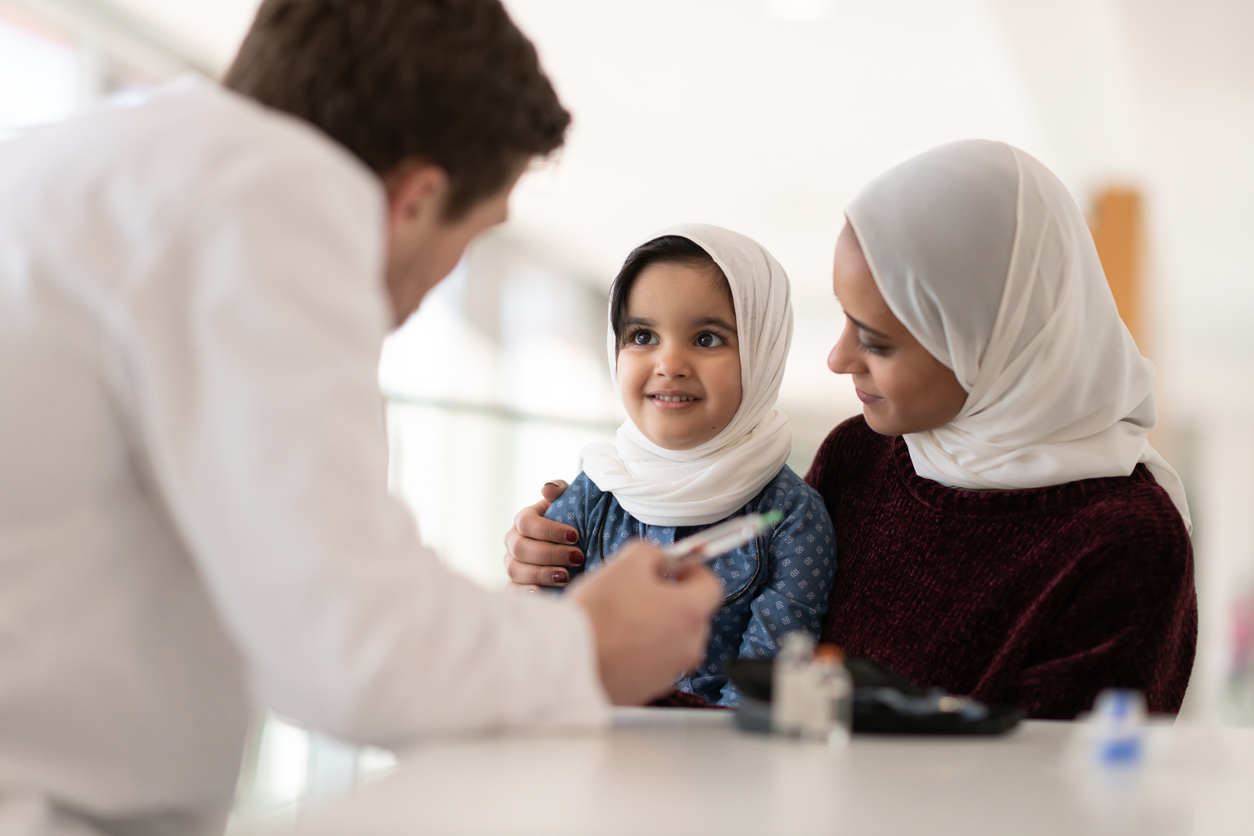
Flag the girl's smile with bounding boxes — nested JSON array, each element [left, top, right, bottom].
[[646, 389, 702, 408], [617, 261, 742, 450]]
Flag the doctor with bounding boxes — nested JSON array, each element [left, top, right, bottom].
[[0, 1, 721, 834]]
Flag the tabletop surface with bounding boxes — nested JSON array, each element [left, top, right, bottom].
[[282, 709, 1254, 836]]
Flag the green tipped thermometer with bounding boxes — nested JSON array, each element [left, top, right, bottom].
[[663, 510, 784, 570]]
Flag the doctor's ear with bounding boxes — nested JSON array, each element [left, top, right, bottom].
[[384, 162, 450, 228]]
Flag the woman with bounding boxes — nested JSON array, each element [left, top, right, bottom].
[[506, 139, 1196, 719]]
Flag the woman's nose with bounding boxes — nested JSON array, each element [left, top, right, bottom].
[[828, 325, 863, 375]]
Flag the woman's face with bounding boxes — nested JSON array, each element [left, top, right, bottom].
[[617, 261, 743, 450], [828, 225, 968, 436]]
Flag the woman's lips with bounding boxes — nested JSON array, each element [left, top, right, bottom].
[[855, 387, 884, 405]]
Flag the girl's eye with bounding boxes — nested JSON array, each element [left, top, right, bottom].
[[695, 332, 726, 348], [630, 329, 658, 346]]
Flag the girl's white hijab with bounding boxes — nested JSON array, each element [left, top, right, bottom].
[[845, 139, 1191, 533], [581, 223, 794, 526]]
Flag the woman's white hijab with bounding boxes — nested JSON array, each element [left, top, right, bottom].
[[581, 223, 794, 527], [845, 139, 1191, 533]]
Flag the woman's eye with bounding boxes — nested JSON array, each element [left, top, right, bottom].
[[631, 330, 658, 346], [695, 332, 726, 348], [856, 337, 888, 356]]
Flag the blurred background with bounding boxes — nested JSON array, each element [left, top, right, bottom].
[[3, 0, 1252, 826]]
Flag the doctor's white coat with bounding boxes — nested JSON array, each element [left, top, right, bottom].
[[0, 78, 608, 836]]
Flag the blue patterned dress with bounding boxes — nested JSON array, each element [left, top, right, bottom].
[[546, 465, 836, 706]]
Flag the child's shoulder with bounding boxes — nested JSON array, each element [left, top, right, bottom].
[[753, 468, 835, 571], [543, 471, 608, 522], [751, 465, 834, 535], [755, 464, 827, 509]]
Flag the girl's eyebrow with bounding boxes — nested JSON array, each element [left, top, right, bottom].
[[624, 316, 655, 328], [692, 315, 736, 332], [846, 313, 890, 340]]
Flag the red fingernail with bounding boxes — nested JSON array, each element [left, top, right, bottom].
[[554, 570, 569, 584], [569, 551, 585, 565], [566, 531, 578, 543]]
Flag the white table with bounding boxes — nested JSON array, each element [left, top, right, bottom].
[[281, 709, 1254, 836]]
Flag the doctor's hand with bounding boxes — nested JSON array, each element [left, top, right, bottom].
[[503, 479, 579, 592], [568, 540, 722, 705]]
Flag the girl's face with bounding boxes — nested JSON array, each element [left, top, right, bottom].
[[828, 225, 968, 436], [617, 261, 742, 450]]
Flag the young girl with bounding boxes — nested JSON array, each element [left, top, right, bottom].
[[547, 223, 836, 707]]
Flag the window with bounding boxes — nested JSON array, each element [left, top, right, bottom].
[[0, 9, 82, 139]]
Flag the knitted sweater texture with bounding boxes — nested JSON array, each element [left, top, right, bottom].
[[807, 416, 1197, 719]]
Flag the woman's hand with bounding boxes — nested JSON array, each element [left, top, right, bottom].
[[503, 480, 583, 591]]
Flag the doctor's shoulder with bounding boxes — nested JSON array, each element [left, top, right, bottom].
[[211, 85, 379, 203], [122, 79, 383, 236]]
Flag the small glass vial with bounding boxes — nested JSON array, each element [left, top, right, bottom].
[[772, 631, 816, 735], [1089, 689, 1146, 767], [812, 645, 854, 747]]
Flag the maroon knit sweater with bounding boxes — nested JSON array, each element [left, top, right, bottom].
[[806, 416, 1196, 720]]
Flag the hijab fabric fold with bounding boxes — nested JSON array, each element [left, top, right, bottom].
[[581, 224, 794, 526], [845, 139, 1192, 533]]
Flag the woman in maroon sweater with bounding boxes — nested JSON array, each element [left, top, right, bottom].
[[505, 140, 1196, 719], [809, 417, 1193, 718]]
